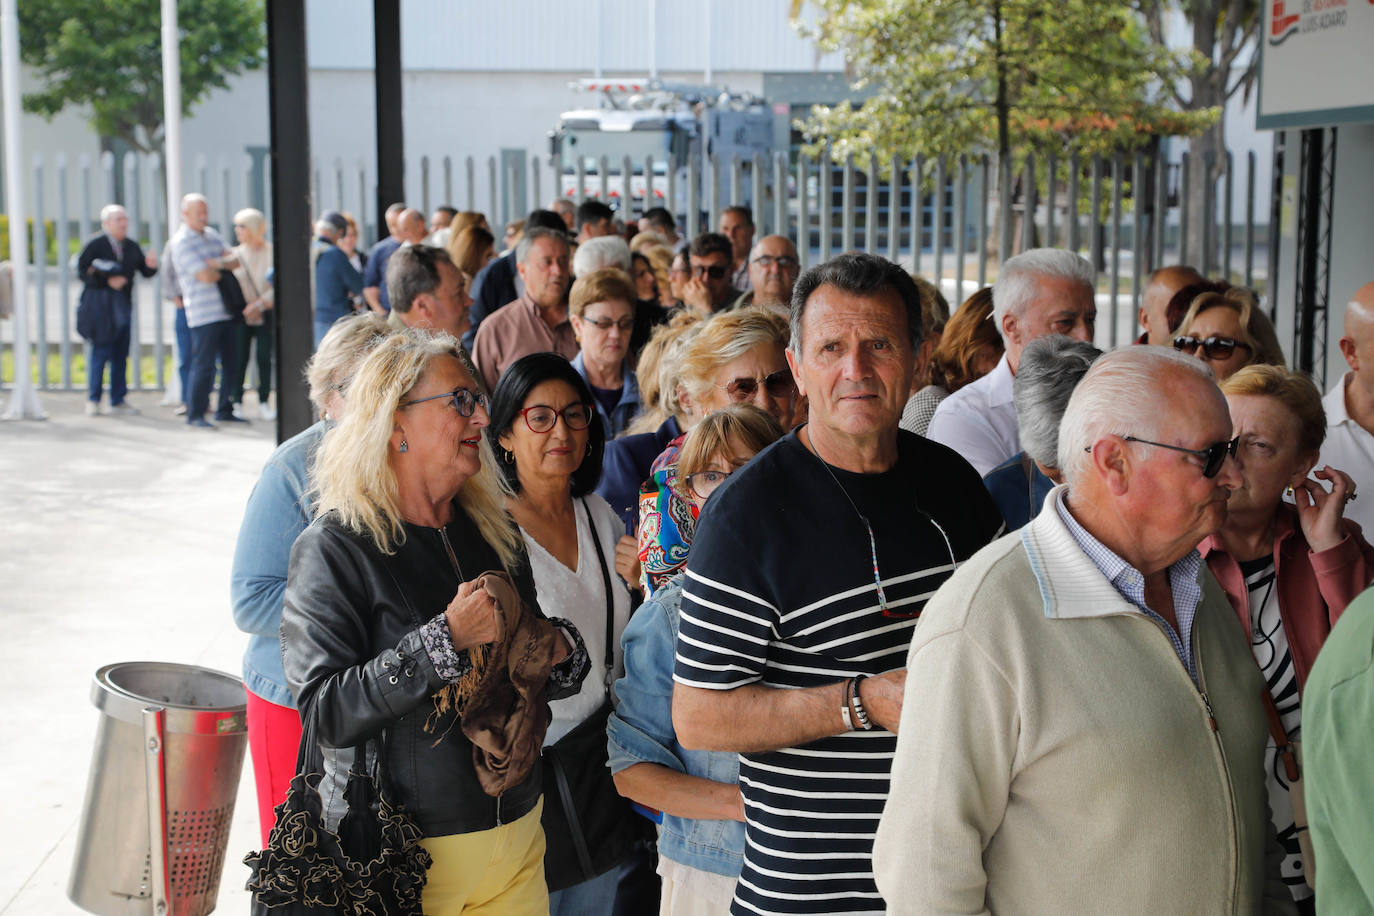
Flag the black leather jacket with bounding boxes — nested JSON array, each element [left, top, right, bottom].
[[282, 504, 588, 836]]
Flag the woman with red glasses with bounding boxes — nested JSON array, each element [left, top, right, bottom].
[[1198, 364, 1374, 909], [1174, 287, 1286, 382], [486, 352, 643, 914]]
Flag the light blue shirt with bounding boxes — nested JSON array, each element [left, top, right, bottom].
[[1055, 489, 1203, 683]]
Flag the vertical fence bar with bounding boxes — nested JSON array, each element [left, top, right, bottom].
[[1045, 150, 1057, 248], [102, 151, 116, 205], [910, 155, 923, 277], [622, 154, 634, 219], [420, 155, 431, 215], [1267, 131, 1285, 307], [1223, 151, 1234, 281], [465, 155, 476, 211], [57, 154, 71, 390], [864, 153, 878, 253], [149, 153, 165, 389], [887, 154, 901, 263], [998, 154, 1012, 265], [819, 147, 832, 262], [1245, 151, 1256, 288], [334, 159, 346, 212], [797, 152, 810, 270], [504, 160, 517, 232], [531, 157, 542, 216], [1067, 152, 1081, 253], [708, 154, 721, 233], [667, 156, 679, 227], [1021, 152, 1035, 253], [220, 159, 232, 237], [934, 155, 947, 283], [80, 155, 94, 240], [1088, 155, 1103, 272], [686, 152, 700, 240], [1109, 153, 1124, 348], [753, 153, 767, 234], [126, 153, 143, 391], [644, 155, 655, 217], [1153, 152, 1167, 269], [34, 155, 49, 388], [955, 154, 968, 299], [729, 155, 742, 208], [1132, 151, 1146, 317], [773, 152, 787, 241], [841, 153, 855, 253], [977, 155, 989, 287], [488, 156, 498, 225], [1201, 150, 1216, 276], [357, 164, 370, 245], [1179, 152, 1191, 266], [444, 156, 453, 207], [574, 155, 586, 207]]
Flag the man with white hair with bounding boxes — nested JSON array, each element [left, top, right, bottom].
[[1318, 282, 1374, 534], [571, 234, 631, 277], [76, 203, 158, 415], [168, 193, 240, 428], [926, 248, 1096, 475], [874, 346, 1295, 915]]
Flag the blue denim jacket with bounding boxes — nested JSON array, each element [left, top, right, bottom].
[[229, 420, 328, 706], [606, 577, 745, 878]]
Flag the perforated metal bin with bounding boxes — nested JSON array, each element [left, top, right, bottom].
[[69, 662, 247, 916]]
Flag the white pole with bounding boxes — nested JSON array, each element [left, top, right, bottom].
[[1, 0, 45, 420], [161, 0, 183, 406]]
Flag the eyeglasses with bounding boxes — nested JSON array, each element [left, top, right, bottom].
[[1172, 335, 1253, 360], [692, 264, 729, 280], [400, 386, 488, 417], [751, 255, 799, 270], [520, 403, 594, 433], [684, 469, 733, 501], [716, 369, 796, 402], [1094, 434, 1241, 478], [581, 315, 635, 332]]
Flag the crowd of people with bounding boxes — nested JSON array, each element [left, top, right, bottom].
[[215, 194, 1374, 915]]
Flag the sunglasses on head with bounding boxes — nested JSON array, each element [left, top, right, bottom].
[[400, 386, 488, 418], [1172, 335, 1253, 360], [1090, 435, 1240, 478], [692, 264, 729, 280], [716, 369, 796, 402]]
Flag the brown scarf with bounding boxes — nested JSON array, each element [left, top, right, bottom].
[[428, 570, 557, 796]]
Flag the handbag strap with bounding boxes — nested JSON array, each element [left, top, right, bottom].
[[1259, 688, 1300, 782], [581, 497, 615, 688], [548, 748, 597, 880]]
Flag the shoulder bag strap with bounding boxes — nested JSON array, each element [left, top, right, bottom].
[[1259, 687, 1300, 782], [581, 497, 616, 687]]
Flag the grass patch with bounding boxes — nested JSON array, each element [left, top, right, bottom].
[[1, 347, 174, 388]]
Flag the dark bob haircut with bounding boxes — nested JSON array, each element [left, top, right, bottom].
[[789, 252, 923, 352], [485, 352, 605, 497]]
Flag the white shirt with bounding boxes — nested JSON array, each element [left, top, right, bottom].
[[1319, 372, 1374, 534], [522, 493, 631, 746], [925, 352, 1021, 476]]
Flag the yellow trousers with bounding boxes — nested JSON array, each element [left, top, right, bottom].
[[420, 800, 548, 916]]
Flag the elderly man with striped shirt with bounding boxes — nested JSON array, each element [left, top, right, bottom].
[[169, 193, 241, 428], [672, 253, 1004, 916]]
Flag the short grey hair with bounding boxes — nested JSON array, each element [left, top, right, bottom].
[[516, 226, 570, 264], [385, 244, 453, 315], [314, 219, 340, 240], [305, 311, 393, 413], [180, 192, 208, 211], [992, 248, 1095, 342], [572, 235, 631, 276], [1012, 335, 1103, 469], [789, 252, 922, 353], [99, 204, 127, 224], [1058, 345, 1214, 486]]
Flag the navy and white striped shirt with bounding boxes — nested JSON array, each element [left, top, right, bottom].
[[168, 223, 231, 328], [674, 430, 1004, 915]]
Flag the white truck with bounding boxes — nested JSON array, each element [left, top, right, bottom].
[[549, 78, 776, 217]]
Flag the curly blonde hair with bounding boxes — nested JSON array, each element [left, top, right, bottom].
[[310, 329, 521, 567]]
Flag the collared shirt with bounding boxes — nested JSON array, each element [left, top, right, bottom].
[[471, 292, 578, 391], [572, 351, 640, 438], [168, 223, 231, 328], [362, 236, 402, 312], [1319, 373, 1374, 534], [1055, 489, 1203, 683], [926, 352, 1021, 476]]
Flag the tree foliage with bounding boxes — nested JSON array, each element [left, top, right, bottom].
[[19, 0, 266, 153], [795, 0, 1218, 163]]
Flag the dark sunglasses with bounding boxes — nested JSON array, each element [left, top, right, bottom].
[[1099, 435, 1240, 478], [400, 386, 488, 417], [716, 369, 796, 402], [520, 403, 594, 433], [692, 264, 729, 280], [1172, 335, 1253, 360]]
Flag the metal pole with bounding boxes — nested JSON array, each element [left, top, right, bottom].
[[1109, 153, 1123, 348], [1045, 149, 1057, 247], [1222, 151, 1234, 281], [865, 153, 878, 253], [1179, 152, 1191, 267], [796, 152, 809, 270], [841, 153, 855, 253], [686, 152, 700, 240], [1245, 151, 1256, 288], [934, 155, 947, 282], [531, 157, 542, 218], [623, 154, 633, 219], [374, 0, 404, 223], [159, 0, 183, 408], [1067, 152, 1081, 253], [1131, 151, 1145, 320], [57, 154, 71, 390], [730, 154, 742, 209], [773, 151, 787, 241], [998, 154, 1012, 264], [955, 154, 968, 300], [488, 156, 498, 226], [466, 155, 476, 211], [34, 156, 48, 390], [887, 154, 900, 264], [1089, 155, 1103, 272], [911, 155, 922, 277], [149, 154, 166, 389], [1021, 152, 1035, 253], [444, 155, 453, 206], [977, 154, 989, 287], [819, 148, 832, 262], [754, 153, 766, 235], [1153, 152, 1167, 268]]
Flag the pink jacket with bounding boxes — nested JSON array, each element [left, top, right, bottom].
[[1200, 504, 1374, 693]]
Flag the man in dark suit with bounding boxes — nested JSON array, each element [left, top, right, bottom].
[[77, 204, 157, 416]]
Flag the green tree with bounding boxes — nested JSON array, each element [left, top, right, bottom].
[[795, 0, 1215, 164], [19, 0, 266, 154]]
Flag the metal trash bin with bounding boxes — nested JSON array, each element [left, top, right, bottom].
[[69, 662, 248, 916]]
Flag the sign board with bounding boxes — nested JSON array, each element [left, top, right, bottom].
[[1257, 0, 1374, 129]]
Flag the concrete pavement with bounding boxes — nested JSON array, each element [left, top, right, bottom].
[[0, 390, 276, 914]]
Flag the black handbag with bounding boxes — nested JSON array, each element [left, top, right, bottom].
[[540, 499, 645, 891], [218, 269, 248, 321], [243, 713, 432, 915]]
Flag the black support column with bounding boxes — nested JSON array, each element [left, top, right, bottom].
[[266, 0, 314, 442], [374, 0, 404, 231]]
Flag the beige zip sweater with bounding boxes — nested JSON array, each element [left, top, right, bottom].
[[874, 491, 1294, 915]]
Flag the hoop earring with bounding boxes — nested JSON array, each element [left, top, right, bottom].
[[585, 441, 593, 457], [399, 440, 408, 453], [502, 447, 515, 464]]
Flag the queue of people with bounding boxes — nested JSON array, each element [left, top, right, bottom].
[[227, 200, 1374, 916]]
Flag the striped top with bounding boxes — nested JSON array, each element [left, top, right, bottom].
[[674, 430, 1004, 915], [168, 223, 231, 328]]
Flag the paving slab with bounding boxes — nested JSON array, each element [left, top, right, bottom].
[[0, 390, 276, 914]]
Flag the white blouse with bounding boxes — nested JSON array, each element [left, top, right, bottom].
[[522, 493, 632, 746]]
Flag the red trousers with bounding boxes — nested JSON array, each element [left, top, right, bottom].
[[245, 690, 302, 847]]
